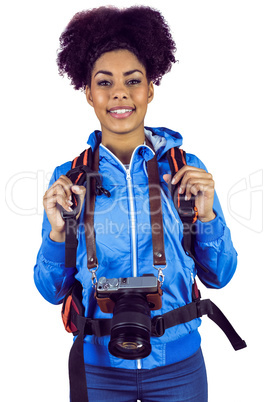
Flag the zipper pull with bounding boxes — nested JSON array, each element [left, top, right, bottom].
[[126, 168, 131, 181]]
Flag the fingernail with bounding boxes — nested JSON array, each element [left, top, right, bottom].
[[171, 178, 175, 185], [185, 195, 188, 201], [67, 200, 73, 206], [72, 185, 80, 192], [179, 187, 182, 194]]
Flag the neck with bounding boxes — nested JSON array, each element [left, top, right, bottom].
[[101, 129, 145, 164]]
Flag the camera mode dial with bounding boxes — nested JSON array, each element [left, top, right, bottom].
[[98, 277, 119, 290]]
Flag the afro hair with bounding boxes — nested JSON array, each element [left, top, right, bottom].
[[57, 6, 177, 91]]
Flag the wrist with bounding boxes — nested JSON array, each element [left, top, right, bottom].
[[50, 230, 66, 243], [198, 211, 216, 223]]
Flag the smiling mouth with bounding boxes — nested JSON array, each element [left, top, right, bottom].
[[108, 107, 135, 119]]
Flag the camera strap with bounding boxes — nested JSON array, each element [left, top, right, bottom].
[[145, 137, 166, 268], [83, 138, 167, 284], [84, 145, 100, 274]]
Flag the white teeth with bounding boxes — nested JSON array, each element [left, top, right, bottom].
[[110, 109, 133, 114]]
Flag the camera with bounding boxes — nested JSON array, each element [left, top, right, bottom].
[[95, 274, 163, 360]]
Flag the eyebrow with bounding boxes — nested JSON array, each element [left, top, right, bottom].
[[94, 69, 144, 78]]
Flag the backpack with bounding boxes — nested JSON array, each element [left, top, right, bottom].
[[60, 141, 246, 402]]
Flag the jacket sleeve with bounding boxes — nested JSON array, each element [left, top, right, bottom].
[[33, 164, 76, 305], [186, 153, 238, 289]]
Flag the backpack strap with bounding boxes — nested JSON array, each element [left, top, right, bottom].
[[60, 147, 110, 268], [166, 147, 209, 273], [151, 298, 247, 350], [59, 148, 93, 268], [60, 146, 110, 402]]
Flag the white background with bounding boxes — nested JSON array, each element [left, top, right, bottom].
[[1, 0, 267, 401]]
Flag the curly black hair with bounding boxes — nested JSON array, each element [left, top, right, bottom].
[[57, 6, 177, 91]]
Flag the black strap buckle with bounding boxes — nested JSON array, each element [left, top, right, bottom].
[[178, 207, 195, 221], [59, 194, 81, 220], [178, 196, 197, 223], [151, 315, 165, 337]]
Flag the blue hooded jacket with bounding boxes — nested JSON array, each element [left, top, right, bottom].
[[34, 127, 237, 369]]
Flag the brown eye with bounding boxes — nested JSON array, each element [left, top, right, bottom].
[[97, 80, 112, 86], [127, 79, 141, 85]]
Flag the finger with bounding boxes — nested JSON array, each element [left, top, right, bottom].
[[179, 170, 212, 194], [46, 176, 73, 201], [46, 182, 69, 198], [50, 175, 73, 188], [185, 179, 215, 201], [50, 174, 73, 191], [171, 166, 207, 186], [44, 193, 73, 213], [44, 186, 73, 212]]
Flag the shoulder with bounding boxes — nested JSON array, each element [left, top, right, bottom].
[[54, 160, 72, 178], [185, 152, 207, 171], [48, 160, 72, 187]]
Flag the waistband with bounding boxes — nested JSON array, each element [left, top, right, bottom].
[[83, 330, 201, 369]]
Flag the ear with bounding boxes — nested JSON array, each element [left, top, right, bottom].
[[147, 81, 154, 104], [85, 85, 94, 107]]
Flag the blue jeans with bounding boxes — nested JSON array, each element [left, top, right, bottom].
[[84, 348, 208, 402]]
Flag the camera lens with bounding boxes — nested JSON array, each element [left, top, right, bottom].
[[108, 293, 152, 360], [117, 342, 144, 350]]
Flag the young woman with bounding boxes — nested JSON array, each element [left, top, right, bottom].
[[34, 6, 237, 401]]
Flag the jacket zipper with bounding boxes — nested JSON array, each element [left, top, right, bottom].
[[126, 168, 138, 277], [126, 167, 141, 370], [100, 144, 140, 278]]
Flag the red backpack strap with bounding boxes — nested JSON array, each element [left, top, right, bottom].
[[60, 146, 111, 268], [61, 280, 84, 334], [166, 147, 198, 223], [66, 147, 93, 186], [59, 148, 93, 268], [166, 147, 209, 273]]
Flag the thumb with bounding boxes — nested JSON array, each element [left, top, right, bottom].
[[72, 184, 86, 197], [163, 174, 172, 184], [71, 185, 86, 218]]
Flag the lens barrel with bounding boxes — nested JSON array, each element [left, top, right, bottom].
[[108, 293, 152, 360]]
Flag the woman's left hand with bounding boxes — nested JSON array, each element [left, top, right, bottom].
[[163, 166, 216, 222]]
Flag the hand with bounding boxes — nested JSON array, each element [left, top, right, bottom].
[[43, 175, 86, 242], [163, 165, 216, 222]]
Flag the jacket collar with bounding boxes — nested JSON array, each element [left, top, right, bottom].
[[87, 127, 183, 160]]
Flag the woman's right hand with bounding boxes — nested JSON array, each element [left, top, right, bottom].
[[43, 175, 86, 242]]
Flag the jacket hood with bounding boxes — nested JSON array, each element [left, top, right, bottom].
[[144, 127, 183, 159], [87, 127, 183, 160]]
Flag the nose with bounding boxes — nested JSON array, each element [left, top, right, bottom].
[[112, 82, 128, 100]]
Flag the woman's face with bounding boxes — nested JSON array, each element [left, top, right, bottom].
[[86, 49, 154, 139]]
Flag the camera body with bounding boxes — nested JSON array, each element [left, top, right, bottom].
[[95, 274, 162, 313]]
